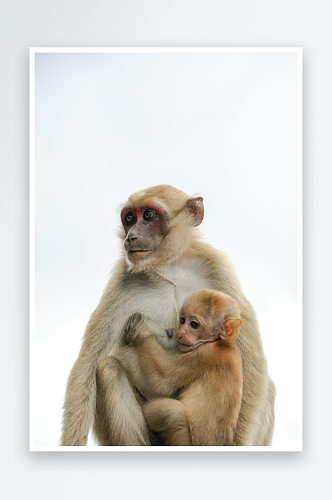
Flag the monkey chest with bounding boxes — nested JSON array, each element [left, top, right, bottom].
[[159, 263, 211, 306], [162, 260, 213, 307], [143, 261, 213, 321], [115, 259, 214, 350]]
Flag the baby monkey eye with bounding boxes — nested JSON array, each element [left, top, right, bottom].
[[190, 320, 200, 329], [180, 316, 185, 324], [126, 213, 135, 223], [144, 210, 155, 220]]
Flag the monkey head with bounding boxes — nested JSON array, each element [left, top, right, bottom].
[[175, 289, 242, 352], [120, 185, 204, 271]]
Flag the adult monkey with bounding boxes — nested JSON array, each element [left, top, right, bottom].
[[61, 185, 275, 446]]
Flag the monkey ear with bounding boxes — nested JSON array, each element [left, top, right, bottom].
[[220, 319, 242, 342], [187, 197, 204, 227]]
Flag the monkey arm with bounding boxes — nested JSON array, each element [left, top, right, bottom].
[[134, 335, 202, 398], [93, 356, 151, 446], [61, 353, 98, 446], [120, 312, 170, 346], [61, 287, 121, 446]]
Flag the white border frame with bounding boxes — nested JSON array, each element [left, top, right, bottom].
[[29, 47, 303, 452]]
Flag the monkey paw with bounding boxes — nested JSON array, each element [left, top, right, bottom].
[[121, 312, 145, 345]]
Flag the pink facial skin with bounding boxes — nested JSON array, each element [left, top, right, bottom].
[[121, 203, 166, 262]]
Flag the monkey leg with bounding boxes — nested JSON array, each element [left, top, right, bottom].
[[93, 356, 151, 446], [143, 398, 192, 446], [255, 377, 276, 446], [235, 374, 276, 446]]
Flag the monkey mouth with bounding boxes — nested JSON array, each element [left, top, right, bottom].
[[128, 249, 152, 260], [177, 341, 195, 352]]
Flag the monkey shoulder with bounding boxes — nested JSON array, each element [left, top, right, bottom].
[[156, 252, 218, 303], [216, 343, 243, 379], [190, 243, 242, 296], [200, 342, 242, 372], [189, 342, 222, 368]]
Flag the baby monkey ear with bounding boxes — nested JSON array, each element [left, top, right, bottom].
[[220, 319, 242, 342]]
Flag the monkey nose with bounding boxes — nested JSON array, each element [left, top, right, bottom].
[[165, 327, 174, 338]]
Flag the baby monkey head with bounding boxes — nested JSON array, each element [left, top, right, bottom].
[[175, 289, 242, 352]]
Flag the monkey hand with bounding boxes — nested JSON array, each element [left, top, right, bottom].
[[121, 312, 146, 345]]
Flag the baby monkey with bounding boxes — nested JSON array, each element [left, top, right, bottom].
[[120, 289, 243, 446]]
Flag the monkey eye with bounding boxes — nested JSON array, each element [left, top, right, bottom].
[[125, 212, 135, 224], [180, 316, 185, 325], [190, 320, 200, 329], [143, 210, 155, 220]]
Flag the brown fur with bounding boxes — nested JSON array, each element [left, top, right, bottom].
[[61, 185, 275, 446], [117, 291, 243, 446]]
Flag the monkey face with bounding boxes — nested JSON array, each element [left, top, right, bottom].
[[119, 187, 205, 273], [121, 203, 167, 263], [176, 302, 218, 352]]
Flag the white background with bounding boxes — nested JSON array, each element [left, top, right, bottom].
[[32, 49, 300, 451], [1, 1, 331, 500]]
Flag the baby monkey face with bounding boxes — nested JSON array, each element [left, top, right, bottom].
[[175, 302, 218, 352], [164, 290, 242, 352]]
